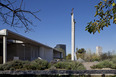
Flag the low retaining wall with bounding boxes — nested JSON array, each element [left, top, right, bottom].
[[0, 70, 116, 75]]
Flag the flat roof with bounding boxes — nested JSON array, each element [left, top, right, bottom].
[[0, 29, 61, 52]]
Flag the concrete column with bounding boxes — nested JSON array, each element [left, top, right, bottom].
[[71, 9, 75, 61], [3, 36, 7, 64]]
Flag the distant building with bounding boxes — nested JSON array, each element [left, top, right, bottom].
[[96, 46, 102, 56], [55, 44, 66, 59]]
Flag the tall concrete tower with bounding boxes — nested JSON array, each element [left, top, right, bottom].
[[71, 8, 76, 61]]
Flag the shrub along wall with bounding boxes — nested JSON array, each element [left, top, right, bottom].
[[54, 61, 86, 70], [0, 60, 86, 71], [91, 59, 116, 69], [0, 59, 50, 70]]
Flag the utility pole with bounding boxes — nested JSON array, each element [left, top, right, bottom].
[[71, 8, 76, 61]]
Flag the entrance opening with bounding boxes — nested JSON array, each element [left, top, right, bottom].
[[0, 43, 3, 64]]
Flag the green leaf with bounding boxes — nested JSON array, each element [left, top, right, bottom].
[[98, 30, 100, 33], [112, 3, 115, 6], [113, 18, 116, 24], [103, 0, 107, 2], [94, 12, 98, 17], [85, 28, 88, 31], [102, 5, 105, 8], [113, 8, 116, 14], [95, 5, 98, 8], [106, 24, 108, 27], [86, 0, 115, 34]]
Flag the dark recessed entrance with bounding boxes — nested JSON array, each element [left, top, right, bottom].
[[0, 42, 3, 64]]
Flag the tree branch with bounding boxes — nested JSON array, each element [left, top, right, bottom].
[[0, 0, 41, 32], [0, 2, 13, 11], [18, 10, 41, 21]]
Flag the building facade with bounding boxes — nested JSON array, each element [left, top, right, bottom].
[[0, 29, 62, 64], [54, 44, 66, 59], [96, 46, 102, 56]]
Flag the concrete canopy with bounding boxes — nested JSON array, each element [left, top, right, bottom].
[[0, 29, 61, 51]]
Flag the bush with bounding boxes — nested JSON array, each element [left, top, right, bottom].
[[29, 59, 49, 70], [91, 60, 116, 69], [0, 59, 86, 70], [0, 60, 29, 70], [54, 61, 86, 70], [0, 59, 50, 70], [54, 61, 68, 69], [112, 57, 116, 64]]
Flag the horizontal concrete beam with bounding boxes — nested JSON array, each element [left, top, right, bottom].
[[0, 29, 8, 35]]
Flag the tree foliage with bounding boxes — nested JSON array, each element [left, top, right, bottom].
[[0, 0, 40, 32], [86, 0, 116, 34], [76, 48, 86, 59], [76, 48, 86, 54], [66, 54, 71, 60]]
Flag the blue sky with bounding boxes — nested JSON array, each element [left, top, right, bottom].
[[1, 0, 116, 55]]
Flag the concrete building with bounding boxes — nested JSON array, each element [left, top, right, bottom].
[[0, 29, 62, 64], [54, 44, 66, 59], [96, 46, 102, 56]]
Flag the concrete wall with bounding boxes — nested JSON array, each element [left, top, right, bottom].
[[39, 47, 53, 62], [44, 48, 53, 62], [7, 43, 17, 61], [16, 44, 40, 61], [7, 43, 26, 61], [7, 43, 40, 61], [39, 47, 44, 59], [30, 45, 40, 61], [16, 44, 26, 60], [7, 43, 54, 62]]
